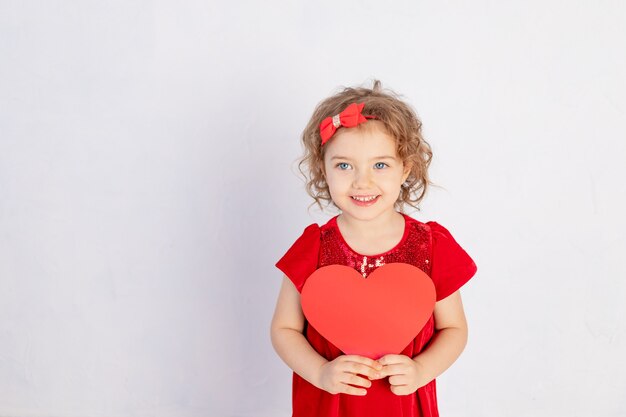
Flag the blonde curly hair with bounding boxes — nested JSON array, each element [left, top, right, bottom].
[[298, 80, 434, 212]]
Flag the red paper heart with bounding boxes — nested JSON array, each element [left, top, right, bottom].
[[301, 263, 436, 359]]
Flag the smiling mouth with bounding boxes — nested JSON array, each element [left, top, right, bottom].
[[351, 195, 380, 202]]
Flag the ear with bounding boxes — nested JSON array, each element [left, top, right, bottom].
[[401, 162, 412, 183]]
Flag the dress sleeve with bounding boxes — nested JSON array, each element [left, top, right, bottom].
[[275, 223, 321, 293], [427, 221, 478, 301]]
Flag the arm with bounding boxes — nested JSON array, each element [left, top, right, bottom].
[[413, 290, 468, 383], [378, 290, 468, 395], [270, 275, 382, 395]]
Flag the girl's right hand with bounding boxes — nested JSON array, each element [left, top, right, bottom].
[[317, 355, 383, 396]]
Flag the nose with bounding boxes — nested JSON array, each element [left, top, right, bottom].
[[352, 168, 373, 188]]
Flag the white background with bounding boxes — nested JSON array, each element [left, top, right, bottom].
[[1, 1, 625, 416]]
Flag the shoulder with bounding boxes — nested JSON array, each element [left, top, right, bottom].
[[402, 214, 457, 238], [400, 213, 436, 236], [283, 223, 321, 252], [275, 222, 322, 292], [421, 219, 477, 300], [425, 220, 454, 240], [319, 215, 338, 232], [422, 221, 475, 253], [302, 222, 322, 236]]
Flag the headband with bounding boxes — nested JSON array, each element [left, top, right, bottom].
[[319, 102, 376, 145]]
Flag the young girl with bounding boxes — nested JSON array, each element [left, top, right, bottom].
[[270, 80, 477, 417]]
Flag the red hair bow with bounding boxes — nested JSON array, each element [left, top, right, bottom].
[[319, 102, 375, 145]]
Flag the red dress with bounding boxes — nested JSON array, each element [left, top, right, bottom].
[[275, 213, 478, 417]]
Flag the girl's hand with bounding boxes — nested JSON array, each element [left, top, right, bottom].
[[378, 354, 425, 396], [317, 355, 383, 396]]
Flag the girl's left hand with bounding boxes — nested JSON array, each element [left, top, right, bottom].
[[377, 354, 426, 396]]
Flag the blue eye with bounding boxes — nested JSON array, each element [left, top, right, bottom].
[[374, 162, 388, 169], [337, 162, 351, 170]]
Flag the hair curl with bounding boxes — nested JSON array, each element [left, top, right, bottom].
[[298, 80, 434, 212]]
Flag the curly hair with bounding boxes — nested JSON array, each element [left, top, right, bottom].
[[298, 80, 434, 212]]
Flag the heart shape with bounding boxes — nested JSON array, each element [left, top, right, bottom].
[[301, 263, 436, 359]]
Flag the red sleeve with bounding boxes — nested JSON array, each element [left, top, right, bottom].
[[427, 221, 478, 301], [275, 223, 321, 293]]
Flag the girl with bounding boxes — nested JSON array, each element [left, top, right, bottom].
[[270, 80, 477, 417]]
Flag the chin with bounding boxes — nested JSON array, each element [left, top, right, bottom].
[[336, 200, 394, 221]]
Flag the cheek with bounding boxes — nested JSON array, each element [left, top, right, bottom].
[[326, 171, 353, 193], [326, 172, 345, 187], [380, 172, 406, 188]]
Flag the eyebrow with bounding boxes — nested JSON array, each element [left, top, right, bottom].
[[330, 155, 397, 161]]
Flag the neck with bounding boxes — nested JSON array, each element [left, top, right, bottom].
[[337, 209, 403, 238]]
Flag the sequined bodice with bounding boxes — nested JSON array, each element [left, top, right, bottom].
[[318, 214, 432, 278]]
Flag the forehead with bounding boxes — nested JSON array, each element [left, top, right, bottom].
[[323, 121, 399, 160]]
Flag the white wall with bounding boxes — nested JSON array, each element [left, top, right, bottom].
[[1, 1, 625, 416]]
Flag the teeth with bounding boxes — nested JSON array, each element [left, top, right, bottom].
[[352, 195, 378, 202]]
